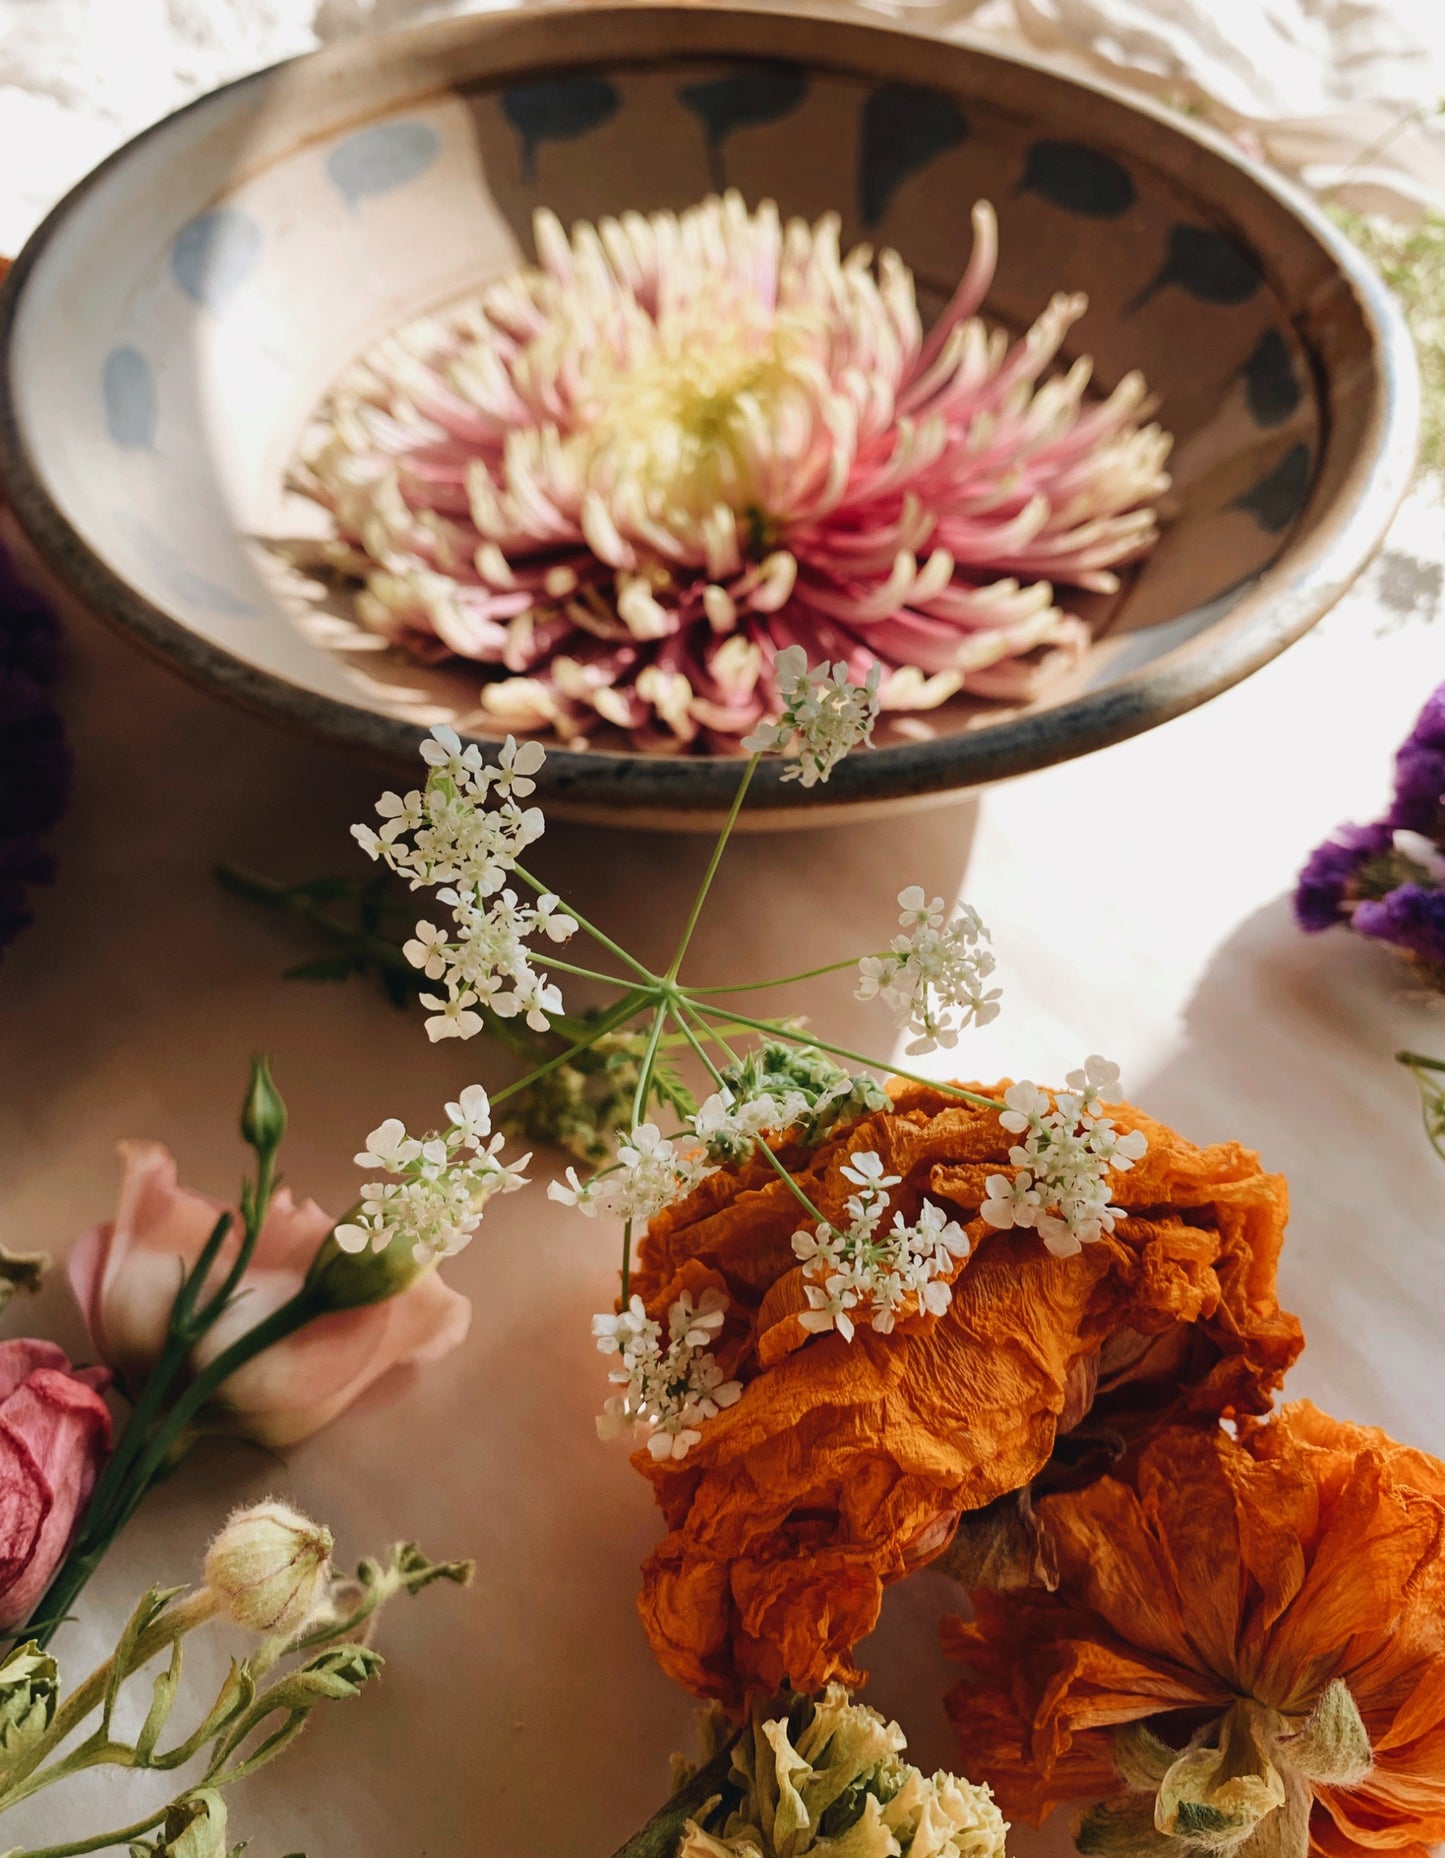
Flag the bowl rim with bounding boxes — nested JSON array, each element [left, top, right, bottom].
[[0, 0, 1419, 815]]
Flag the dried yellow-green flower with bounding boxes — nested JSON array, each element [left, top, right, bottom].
[[680, 1685, 1008, 1858]]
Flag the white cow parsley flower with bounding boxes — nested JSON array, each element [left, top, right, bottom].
[[791, 1148, 971, 1341], [354, 726, 571, 1042], [742, 646, 881, 786], [980, 1055, 1147, 1256], [691, 1086, 812, 1164], [857, 887, 1001, 1055], [335, 1086, 529, 1262], [548, 1123, 713, 1222], [592, 1286, 742, 1461]]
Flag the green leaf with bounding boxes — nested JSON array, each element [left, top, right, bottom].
[[104, 1587, 188, 1735], [136, 1637, 184, 1764]]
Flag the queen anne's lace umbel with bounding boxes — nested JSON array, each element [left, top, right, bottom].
[[335, 1085, 530, 1262], [592, 1285, 743, 1461], [791, 1149, 972, 1339], [857, 886, 1001, 1054], [980, 1055, 1147, 1254], [352, 725, 572, 1041]]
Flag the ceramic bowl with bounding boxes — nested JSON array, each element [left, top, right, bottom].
[[0, 2, 1417, 827]]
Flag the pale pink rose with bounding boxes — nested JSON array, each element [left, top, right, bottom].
[[68, 1141, 471, 1449], [0, 1339, 112, 1631]]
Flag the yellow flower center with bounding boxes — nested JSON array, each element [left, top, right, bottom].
[[579, 297, 824, 541]]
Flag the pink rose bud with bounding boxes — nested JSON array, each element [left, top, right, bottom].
[[0, 1340, 112, 1632], [68, 1142, 471, 1448]]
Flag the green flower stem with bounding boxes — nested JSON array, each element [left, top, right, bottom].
[[608, 1732, 744, 1858], [670, 1008, 827, 1225], [631, 1006, 669, 1128], [666, 756, 759, 984], [1399, 1049, 1445, 1073], [620, 1216, 636, 1310], [688, 1002, 1002, 1113], [687, 957, 876, 995], [217, 862, 572, 1055], [193, 1148, 275, 1330], [670, 1006, 729, 1085], [677, 1000, 741, 1070], [536, 956, 641, 989], [489, 992, 652, 1109], [617, 1004, 671, 1304], [512, 864, 660, 985], [4, 1806, 170, 1858]]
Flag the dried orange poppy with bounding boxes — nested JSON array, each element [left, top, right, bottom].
[[944, 1402, 1445, 1858], [628, 1082, 1301, 1706]]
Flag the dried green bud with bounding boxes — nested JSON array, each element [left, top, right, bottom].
[[304, 1226, 429, 1312], [204, 1501, 332, 1637], [0, 1642, 58, 1761], [262, 1644, 383, 1712], [149, 1789, 230, 1858], [239, 1054, 287, 1156]]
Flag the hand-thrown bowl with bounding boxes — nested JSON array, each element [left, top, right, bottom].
[[0, 1, 1416, 828]]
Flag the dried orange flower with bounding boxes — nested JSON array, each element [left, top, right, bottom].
[[627, 1083, 1301, 1707], [943, 1402, 1445, 1858]]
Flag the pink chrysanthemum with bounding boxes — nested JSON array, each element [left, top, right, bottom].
[[299, 191, 1171, 749]]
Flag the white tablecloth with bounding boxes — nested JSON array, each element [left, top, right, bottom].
[[3, 477, 1445, 1851]]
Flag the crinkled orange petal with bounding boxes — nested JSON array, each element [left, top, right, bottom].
[[629, 1086, 1300, 1706], [943, 1403, 1445, 1858]]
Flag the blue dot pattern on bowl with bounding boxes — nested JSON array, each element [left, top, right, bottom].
[[1018, 140, 1135, 217], [1127, 223, 1263, 313], [327, 121, 441, 207], [1231, 441, 1312, 533], [502, 76, 620, 184], [102, 346, 156, 450], [125, 518, 257, 619], [171, 208, 263, 309], [858, 85, 970, 228], [679, 64, 809, 192], [1240, 329, 1301, 428]]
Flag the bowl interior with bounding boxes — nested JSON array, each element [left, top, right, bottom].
[[0, 3, 1408, 819]]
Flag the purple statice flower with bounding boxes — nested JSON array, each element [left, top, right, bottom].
[[1388, 683, 1445, 837], [0, 530, 71, 957], [1295, 819, 1394, 932], [1354, 884, 1445, 972]]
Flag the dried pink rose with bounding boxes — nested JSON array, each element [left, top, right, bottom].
[[0, 1339, 111, 1631]]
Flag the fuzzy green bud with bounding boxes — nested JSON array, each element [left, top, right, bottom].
[[239, 1054, 287, 1157], [0, 1642, 58, 1760], [304, 1226, 429, 1313], [204, 1501, 333, 1638]]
